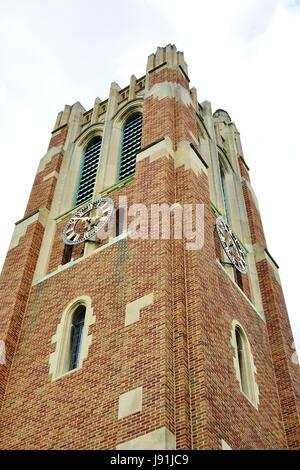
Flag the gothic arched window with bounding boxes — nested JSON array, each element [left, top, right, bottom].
[[233, 324, 258, 406], [118, 113, 142, 181], [76, 136, 102, 205], [69, 305, 86, 371]]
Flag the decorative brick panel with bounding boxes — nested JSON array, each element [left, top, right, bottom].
[[149, 68, 189, 90], [48, 126, 68, 150], [240, 271, 252, 301], [24, 153, 63, 218], [0, 221, 44, 411], [47, 219, 85, 274], [142, 66, 197, 149], [142, 99, 197, 150], [257, 259, 300, 449], [239, 157, 250, 181], [242, 181, 266, 246], [142, 96, 176, 149]]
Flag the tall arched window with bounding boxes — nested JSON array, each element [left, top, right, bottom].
[[49, 297, 95, 380], [233, 324, 258, 406], [115, 207, 125, 237], [220, 164, 231, 223], [69, 305, 86, 371], [76, 136, 102, 205], [118, 113, 142, 181], [62, 243, 73, 265]]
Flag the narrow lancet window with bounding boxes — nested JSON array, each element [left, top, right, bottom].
[[69, 305, 86, 371], [119, 113, 142, 180], [76, 137, 102, 205]]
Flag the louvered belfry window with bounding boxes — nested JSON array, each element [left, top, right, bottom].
[[119, 113, 142, 180], [76, 136, 102, 205]]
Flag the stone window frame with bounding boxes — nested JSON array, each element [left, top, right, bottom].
[[218, 152, 232, 224], [97, 99, 144, 191], [231, 320, 259, 409], [118, 112, 143, 181], [75, 135, 103, 206], [49, 295, 95, 381], [60, 125, 104, 216]]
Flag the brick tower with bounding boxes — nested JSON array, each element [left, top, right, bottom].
[[0, 45, 299, 450]]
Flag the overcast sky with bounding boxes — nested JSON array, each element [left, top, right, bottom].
[[0, 0, 299, 353]]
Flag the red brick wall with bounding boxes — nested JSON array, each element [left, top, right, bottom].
[[0, 123, 68, 418], [236, 269, 252, 302], [142, 96, 176, 148], [0, 221, 44, 412], [47, 219, 84, 273], [242, 180, 266, 246], [239, 157, 250, 181], [48, 126, 68, 150], [257, 259, 300, 449], [142, 66, 197, 149], [242, 161, 300, 449], [0, 163, 292, 450], [0, 59, 298, 450], [24, 124, 68, 219], [0, 155, 177, 449], [149, 68, 189, 90], [171, 161, 287, 449], [24, 153, 63, 218]]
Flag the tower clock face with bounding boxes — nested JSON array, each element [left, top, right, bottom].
[[62, 197, 114, 245], [216, 216, 248, 274]]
